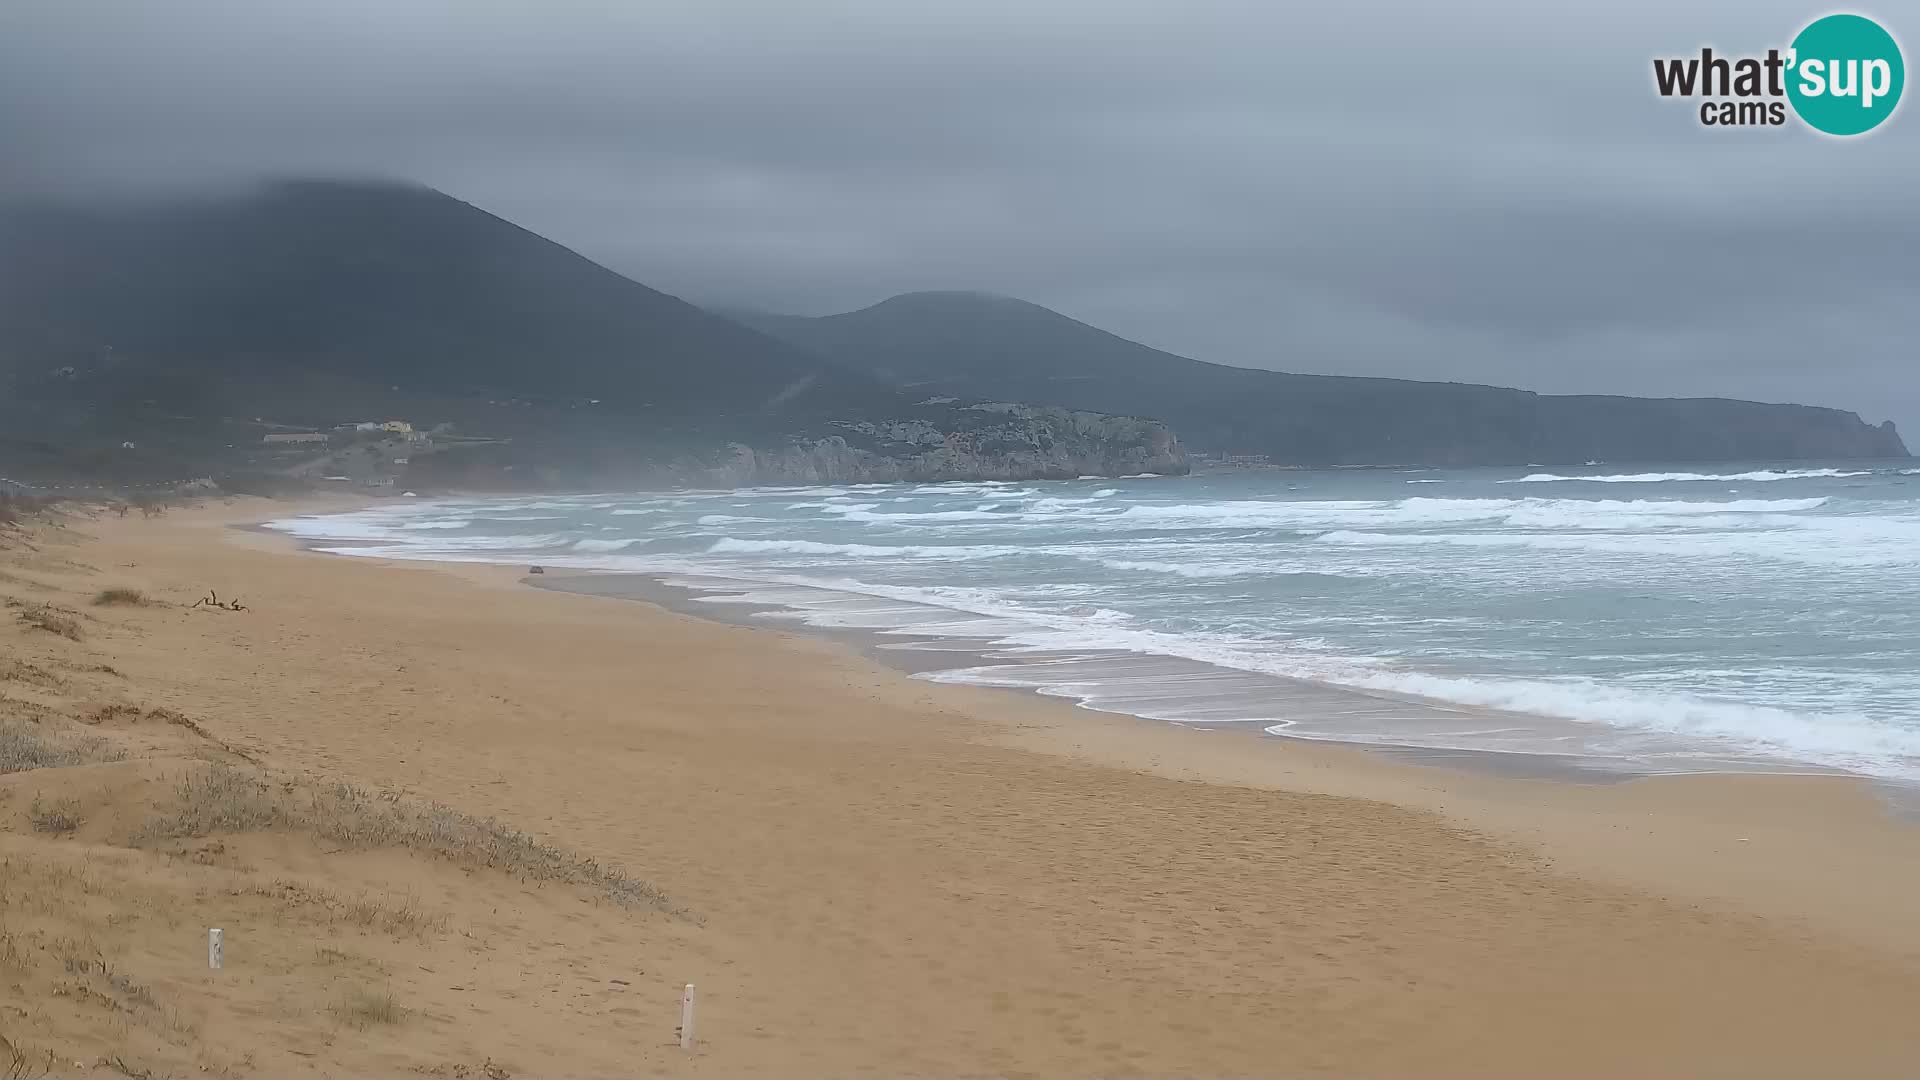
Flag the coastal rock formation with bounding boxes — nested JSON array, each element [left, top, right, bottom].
[[739, 291, 1910, 466], [680, 404, 1188, 486]]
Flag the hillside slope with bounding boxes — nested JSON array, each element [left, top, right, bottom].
[[0, 180, 888, 425], [0, 185, 1184, 486], [739, 292, 1907, 466]]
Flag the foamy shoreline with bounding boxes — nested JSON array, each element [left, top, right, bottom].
[[18, 494, 1910, 1076], [254, 505, 1692, 782], [258, 470, 1920, 783], [528, 567, 1841, 786]]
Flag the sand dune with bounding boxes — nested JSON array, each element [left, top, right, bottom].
[[2, 497, 1917, 1077]]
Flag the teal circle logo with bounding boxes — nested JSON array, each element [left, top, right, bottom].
[[1787, 14, 1905, 135]]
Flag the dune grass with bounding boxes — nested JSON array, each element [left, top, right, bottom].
[[14, 604, 82, 641], [2, 1029, 53, 1080], [240, 880, 450, 939], [138, 765, 670, 910], [27, 797, 84, 834], [92, 587, 148, 607], [331, 985, 404, 1029], [0, 722, 122, 775]]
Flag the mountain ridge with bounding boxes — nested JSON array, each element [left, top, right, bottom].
[[734, 291, 1908, 466], [0, 181, 1187, 487]]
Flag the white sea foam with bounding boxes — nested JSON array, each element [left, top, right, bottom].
[[825, 507, 1010, 523], [882, 590, 1919, 777], [1093, 557, 1359, 579], [1094, 558, 1263, 578], [707, 537, 1031, 560], [572, 538, 644, 552], [264, 469, 1920, 781], [1106, 496, 1829, 532], [263, 512, 412, 541], [725, 573, 1914, 776], [1268, 670, 1918, 778], [1503, 468, 1871, 484], [1313, 523, 1918, 567], [318, 532, 577, 554], [1401, 496, 1827, 518]]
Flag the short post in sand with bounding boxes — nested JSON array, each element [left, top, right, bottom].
[[679, 983, 697, 1051], [208, 928, 223, 971]]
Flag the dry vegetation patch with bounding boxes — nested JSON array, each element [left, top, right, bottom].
[[27, 797, 84, 835], [83, 704, 143, 726], [0, 659, 65, 692], [237, 880, 451, 939], [91, 588, 149, 607], [12, 604, 82, 642], [137, 765, 670, 910], [2, 1030, 54, 1080], [331, 985, 406, 1029], [0, 721, 124, 775]]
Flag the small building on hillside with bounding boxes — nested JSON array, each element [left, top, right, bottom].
[[263, 432, 329, 445]]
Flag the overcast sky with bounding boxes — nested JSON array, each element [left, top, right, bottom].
[[3, 1, 1915, 436]]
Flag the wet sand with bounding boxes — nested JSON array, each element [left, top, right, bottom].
[[6, 496, 1919, 1077], [532, 570, 1656, 784]]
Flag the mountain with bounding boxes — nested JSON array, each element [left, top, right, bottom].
[[737, 292, 1908, 466], [0, 183, 1184, 487], [0, 180, 888, 431]]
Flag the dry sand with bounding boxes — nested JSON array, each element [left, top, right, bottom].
[[3, 496, 1919, 1077]]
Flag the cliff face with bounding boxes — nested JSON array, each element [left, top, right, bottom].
[[1529, 398, 1906, 463], [393, 403, 1187, 490], [667, 404, 1188, 486]]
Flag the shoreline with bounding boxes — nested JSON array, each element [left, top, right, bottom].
[[254, 509, 1898, 791], [529, 568, 1920, 810], [529, 569, 1662, 786], [256, 485, 1920, 790], [236, 499, 1920, 960], [15, 495, 1917, 1075]]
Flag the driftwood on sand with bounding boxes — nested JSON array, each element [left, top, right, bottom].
[[191, 590, 247, 612]]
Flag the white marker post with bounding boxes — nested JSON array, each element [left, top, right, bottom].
[[208, 928, 224, 971], [679, 983, 697, 1051]]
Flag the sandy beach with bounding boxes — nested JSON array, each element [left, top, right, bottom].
[[4, 496, 1920, 1077]]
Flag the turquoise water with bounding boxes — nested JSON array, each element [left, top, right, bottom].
[[269, 461, 1920, 779]]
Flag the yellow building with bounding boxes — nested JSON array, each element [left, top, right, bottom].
[[380, 420, 414, 435]]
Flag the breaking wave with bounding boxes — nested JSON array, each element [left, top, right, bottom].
[[1503, 468, 1872, 484]]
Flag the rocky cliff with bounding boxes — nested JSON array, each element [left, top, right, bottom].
[[696, 404, 1188, 485], [398, 403, 1188, 490]]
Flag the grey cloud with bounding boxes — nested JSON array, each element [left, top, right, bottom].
[[3, 0, 1915, 434]]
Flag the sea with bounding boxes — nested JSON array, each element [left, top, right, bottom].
[[266, 461, 1920, 783]]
